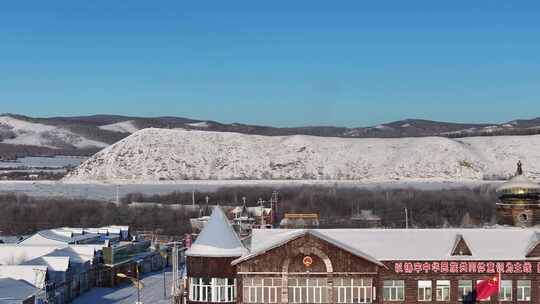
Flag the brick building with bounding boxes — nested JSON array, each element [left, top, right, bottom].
[[185, 163, 540, 303], [188, 219, 540, 304]]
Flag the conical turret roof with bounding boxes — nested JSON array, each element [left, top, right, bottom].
[[186, 206, 247, 257]]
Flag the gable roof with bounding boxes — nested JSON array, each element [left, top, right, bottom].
[[238, 228, 540, 262], [37, 229, 99, 243], [232, 229, 384, 266], [0, 265, 47, 288], [451, 234, 472, 256], [0, 278, 36, 302], [525, 232, 540, 257], [186, 207, 247, 258], [0, 245, 60, 265], [18, 229, 100, 246], [21, 256, 70, 272]]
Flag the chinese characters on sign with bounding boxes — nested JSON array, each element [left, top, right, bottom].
[[393, 261, 536, 274]]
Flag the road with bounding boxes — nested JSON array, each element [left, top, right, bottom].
[[74, 270, 176, 304]]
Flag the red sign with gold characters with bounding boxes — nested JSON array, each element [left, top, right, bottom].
[[393, 261, 537, 274], [303, 256, 313, 267]]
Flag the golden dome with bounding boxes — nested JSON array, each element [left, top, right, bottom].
[[497, 174, 540, 196]]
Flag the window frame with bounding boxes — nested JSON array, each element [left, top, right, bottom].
[[517, 280, 531, 301], [287, 277, 328, 304], [243, 277, 282, 304], [189, 277, 236, 302], [334, 278, 373, 303], [499, 280, 512, 302], [436, 280, 450, 302], [458, 280, 472, 301], [383, 280, 405, 302], [418, 280, 432, 302]]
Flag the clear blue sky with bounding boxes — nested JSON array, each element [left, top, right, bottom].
[[1, 1, 539, 127]]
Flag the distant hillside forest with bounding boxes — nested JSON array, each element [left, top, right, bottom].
[[0, 186, 498, 237]]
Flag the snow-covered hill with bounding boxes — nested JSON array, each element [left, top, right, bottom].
[[0, 116, 108, 149], [64, 128, 540, 183], [98, 120, 139, 134]]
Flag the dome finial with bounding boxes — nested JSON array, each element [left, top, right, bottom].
[[517, 160, 523, 176]]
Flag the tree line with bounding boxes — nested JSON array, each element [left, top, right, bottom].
[[126, 185, 498, 228], [0, 185, 499, 237]]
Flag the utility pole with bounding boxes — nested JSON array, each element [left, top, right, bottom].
[[258, 198, 265, 226], [271, 191, 279, 225], [171, 243, 183, 304], [405, 207, 409, 229], [163, 259, 167, 299], [137, 266, 141, 304]]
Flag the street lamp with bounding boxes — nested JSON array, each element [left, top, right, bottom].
[[117, 271, 144, 304]]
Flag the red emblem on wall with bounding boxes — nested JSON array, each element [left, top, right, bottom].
[[303, 256, 313, 267]]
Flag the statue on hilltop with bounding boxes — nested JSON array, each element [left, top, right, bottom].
[[516, 160, 523, 176]]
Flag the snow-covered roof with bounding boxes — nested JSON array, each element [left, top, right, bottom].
[[39, 229, 99, 243], [186, 207, 247, 258], [21, 256, 70, 272], [0, 265, 47, 288], [18, 228, 101, 245], [233, 228, 540, 265], [0, 244, 100, 266], [496, 174, 540, 193], [42, 245, 99, 265], [0, 245, 59, 265], [231, 206, 271, 217], [232, 229, 384, 266], [0, 278, 36, 303]]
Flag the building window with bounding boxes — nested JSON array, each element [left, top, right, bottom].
[[517, 280, 531, 301], [383, 280, 404, 302], [418, 280, 432, 301], [436, 280, 450, 301], [458, 280, 472, 301], [189, 277, 235, 302], [288, 277, 328, 303], [243, 277, 282, 303], [499, 280, 512, 301], [334, 278, 373, 303]]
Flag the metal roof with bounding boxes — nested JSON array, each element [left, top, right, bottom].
[[36, 229, 99, 244], [0, 278, 36, 302]]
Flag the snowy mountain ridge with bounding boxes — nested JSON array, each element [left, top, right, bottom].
[[2, 114, 540, 160], [64, 128, 540, 183], [0, 116, 108, 150]]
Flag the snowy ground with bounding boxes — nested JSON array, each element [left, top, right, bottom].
[[0, 180, 496, 202], [74, 270, 174, 304]]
